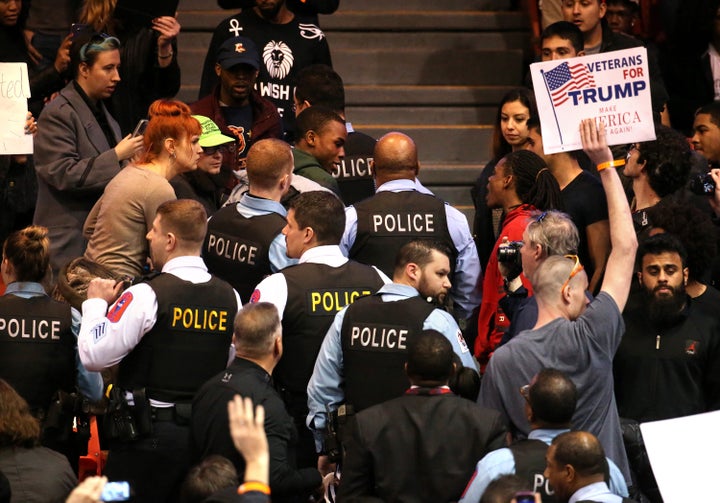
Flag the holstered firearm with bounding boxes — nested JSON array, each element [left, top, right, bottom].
[[325, 404, 355, 464]]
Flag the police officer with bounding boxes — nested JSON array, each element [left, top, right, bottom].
[[251, 191, 389, 467], [460, 369, 628, 503], [0, 226, 103, 443], [204, 138, 297, 302], [293, 64, 377, 205], [192, 303, 323, 501], [340, 132, 481, 322], [78, 199, 242, 503], [307, 239, 477, 457]]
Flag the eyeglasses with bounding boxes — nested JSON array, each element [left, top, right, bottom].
[[625, 144, 639, 161], [201, 145, 231, 156], [560, 254, 584, 292], [79, 33, 120, 62]]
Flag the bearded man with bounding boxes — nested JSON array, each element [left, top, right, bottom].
[[614, 232, 720, 422]]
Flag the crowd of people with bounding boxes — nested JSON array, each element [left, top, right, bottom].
[[2, 0, 720, 502]]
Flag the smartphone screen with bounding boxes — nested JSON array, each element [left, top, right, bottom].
[[71, 23, 89, 36], [132, 119, 148, 137], [101, 481, 131, 502], [514, 491, 536, 503]]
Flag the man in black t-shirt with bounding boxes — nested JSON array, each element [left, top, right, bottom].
[[200, 0, 332, 141]]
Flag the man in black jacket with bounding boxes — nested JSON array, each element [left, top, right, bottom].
[[192, 302, 322, 502], [615, 232, 720, 423], [338, 330, 506, 502]]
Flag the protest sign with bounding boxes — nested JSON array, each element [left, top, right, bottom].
[[641, 411, 720, 503], [530, 47, 655, 154], [0, 62, 33, 155]]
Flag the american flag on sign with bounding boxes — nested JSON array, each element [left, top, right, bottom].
[[543, 61, 596, 107]]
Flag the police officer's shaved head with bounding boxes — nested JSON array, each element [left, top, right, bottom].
[[233, 302, 281, 359], [373, 132, 419, 181], [156, 199, 208, 246], [246, 138, 293, 191], [288, 191, 345, 245]]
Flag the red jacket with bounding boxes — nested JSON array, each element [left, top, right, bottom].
[[190, 86, 283, 165], [475, 204, 535, 367]]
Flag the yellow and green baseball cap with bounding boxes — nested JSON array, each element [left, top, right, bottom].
[[193, 115, 235, 148]]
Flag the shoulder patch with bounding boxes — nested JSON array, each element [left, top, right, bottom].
[[250, 289, 261, 303], [457, 329, 470, 353], [107, 292, 133, 323]]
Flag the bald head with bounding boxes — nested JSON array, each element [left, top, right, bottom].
[[373, 132, 419, 184], [246, 138, 293, 192], [551, 431, 606, 478]]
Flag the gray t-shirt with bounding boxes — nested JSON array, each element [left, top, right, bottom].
[[478, 292, 631, 483]]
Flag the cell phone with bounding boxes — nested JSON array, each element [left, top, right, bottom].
[[101, 481, 131, 502], [71, 23, 89, 36], [132, 119, 149, 137], [514, 492, 536, 503]]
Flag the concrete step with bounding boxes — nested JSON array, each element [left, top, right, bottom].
[[344, 84, 511, 106], [332, 48, 524, 85], [179, 30, 528, 51], [179, 0, 514, 11], [177, 46, 524, 94], [432, 186, 474, 207], [419, 163, 485, 185], [321, 10, 528, 32], [347, 106, 496, 125], [177, 9, 528, 32], [358, 125, 493, 164]]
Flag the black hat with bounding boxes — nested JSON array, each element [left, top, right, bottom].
[[216, 36, 261, 70]]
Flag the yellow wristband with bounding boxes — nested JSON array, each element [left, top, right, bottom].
[[238, 482, 271, 495], [596, 159, 625, 171]]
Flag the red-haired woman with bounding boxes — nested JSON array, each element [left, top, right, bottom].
[[83, 99, 203, 279]]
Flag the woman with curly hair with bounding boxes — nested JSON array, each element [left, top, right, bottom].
[[0, 379, 77, 502]]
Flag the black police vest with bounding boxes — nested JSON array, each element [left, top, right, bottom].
[[349, 190, 456, 277], [510, 439, 558, 503], [277, 261, 385, 400], [117, 273, 236, 403], [0, 294, 74, 413], [331, 131, 376, 205], [340, 293, 435, 412], [204, 205, 286, 302]]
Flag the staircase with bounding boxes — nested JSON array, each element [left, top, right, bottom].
[[176, 0, 530, 223]]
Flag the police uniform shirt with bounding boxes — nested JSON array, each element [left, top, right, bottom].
[[250, 244, 390, 316], [306, 282, 476, 451], [206, 193, 297, 282], [458, 429, 628, 503], [340, 178, 482, 320], [78, 256, 242, 407], [0, 281, 103, 402]]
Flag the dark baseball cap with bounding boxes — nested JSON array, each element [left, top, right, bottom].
[[216, 36, 261, 70]]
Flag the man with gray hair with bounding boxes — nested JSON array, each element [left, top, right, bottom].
[[192, 302, 322, 500], [479, 120, 638, 485], [497, 210, 580, 344]]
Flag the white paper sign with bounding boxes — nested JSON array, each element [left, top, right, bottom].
[[640, 411, 720, 503], [530, 47, 656, 154], [0, 62, 33, 155]]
